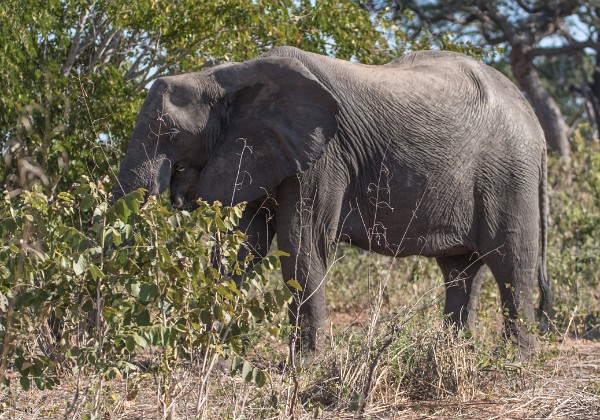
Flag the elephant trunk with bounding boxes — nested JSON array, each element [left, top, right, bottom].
[[112, 136, 172, 204]]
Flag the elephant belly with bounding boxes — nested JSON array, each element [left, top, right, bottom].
[[340, 219, 471, 258], [338, 191, 474, 258]]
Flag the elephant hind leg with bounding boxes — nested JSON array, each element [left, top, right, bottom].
[[482, 243, 538, 358], [436, 254, 486, 331]]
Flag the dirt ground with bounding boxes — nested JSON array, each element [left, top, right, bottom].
[[0, 337, 598, 419]]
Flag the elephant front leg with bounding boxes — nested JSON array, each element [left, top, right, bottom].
[[276, 196, 333, 357], [437, 254, 486, 331], [279, 234, 329, 358], [212, 208, 275, 287], [275, 177, 343, 359]]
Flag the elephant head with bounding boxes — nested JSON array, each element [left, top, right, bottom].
[[112, 56, 340, 208]]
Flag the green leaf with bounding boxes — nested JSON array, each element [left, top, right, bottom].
[[123, 224, 133, 241], [125, 336, 135, 353], [57, 192, 74, 203], [130, 282, 159, 302], [139, 283, 159, 302], [136, 309, 151, 326], [286, 280, 303, 292], [241, 361, 253, 382], [110, 229, 122, 246], [217, 284, 233, 300], [212, 304, 223, 322], [73, 255, 87, 276], [231, 355, 243, 372], [89, 263, 103, 280], [113, 199, 130, 223], [200, 309, 212, 325], [271, 250, 290, 258], [3, 218, 18, 234], [133, 334, 148, 349], [105, 367, 119, 380], [20, 376, 30, 391], [253, 368, 267, 388], [124, 193, 141, 214], [248, 304, 265, 321], [74, 183, 90, 195], [232, 207, 241, 218], [80, 194, 95, 211]]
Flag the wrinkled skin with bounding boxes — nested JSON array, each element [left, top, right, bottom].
[[113, 47, 552, 358]]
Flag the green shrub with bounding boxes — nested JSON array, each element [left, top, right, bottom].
[[0, 177, 287, 400], [548, 127, 600, 332]]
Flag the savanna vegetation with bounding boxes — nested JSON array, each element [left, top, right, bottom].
[[0, 1, 599, 418]]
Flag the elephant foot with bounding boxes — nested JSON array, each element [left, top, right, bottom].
[[502, 320, 538, 360], [287, 293, 328, 362], [515, 334, 538, 360], [286, 319, 327, 370]]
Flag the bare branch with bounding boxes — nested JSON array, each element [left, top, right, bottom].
[[515, 0, 544, 14], [88, 27, 121, 71], [526, 1, 582, 40], [19, 158, 50, 186], [479, 18, 507, 45], [529, 40, 600, 58], [556, 20, 578, 44], [554, 1, 582, 18], [477, 0, 517, 41], [61, 6, 92, 76], [436, 12, 479, 26], [124, 44, 154, 81]]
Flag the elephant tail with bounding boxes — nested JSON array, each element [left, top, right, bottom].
[[538, 149, 553, 332]]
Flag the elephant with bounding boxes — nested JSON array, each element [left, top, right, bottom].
[[113, 46, 553, 358]]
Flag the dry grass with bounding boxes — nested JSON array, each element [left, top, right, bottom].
[[1, 336, 598, 419], [1, 251, 599, 419]]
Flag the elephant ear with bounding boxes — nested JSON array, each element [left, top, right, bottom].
[[197, 56, 339, 205]]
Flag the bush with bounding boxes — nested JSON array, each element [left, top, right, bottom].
[[0, 177, 287, 415], [548, 127, 600, 334]]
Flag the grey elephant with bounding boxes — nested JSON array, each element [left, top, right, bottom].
[[113, 46, 552, 357]]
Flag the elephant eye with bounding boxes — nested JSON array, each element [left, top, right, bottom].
[[166, 127, 180, 142], [173, 164, 185, 173]]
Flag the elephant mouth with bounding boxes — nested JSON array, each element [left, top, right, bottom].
[[171, 196, 200, 211]]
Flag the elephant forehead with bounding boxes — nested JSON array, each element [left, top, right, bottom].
[[151, 75, 219, 134], [162, 100, 210, 134]]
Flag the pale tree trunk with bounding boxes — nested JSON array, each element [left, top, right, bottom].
[[511, 47, 571, 160], [520, 68, 572, 158]]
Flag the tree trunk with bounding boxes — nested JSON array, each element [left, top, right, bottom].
[[590, 52, 600, 140], [511, 47, 571, 160], [521, 69, 571, 158]]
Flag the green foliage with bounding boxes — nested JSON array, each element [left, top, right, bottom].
[[548, 126, 600, 327], [0, 179, 289, 391]]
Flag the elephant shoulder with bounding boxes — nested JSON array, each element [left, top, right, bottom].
[[259, 46, 304, 60]]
